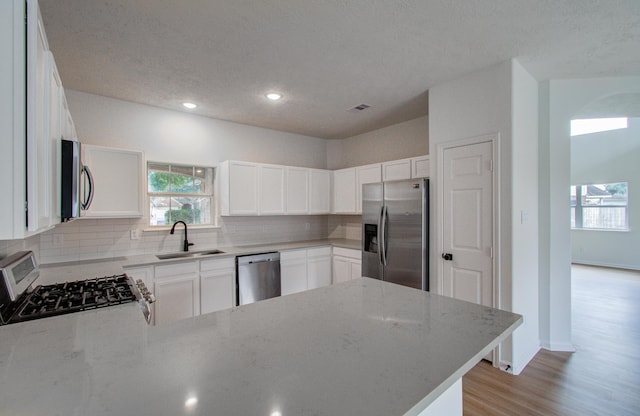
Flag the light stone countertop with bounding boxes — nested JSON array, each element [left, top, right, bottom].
[[38, 238, 361, 284], [0, 278, 521, 416]]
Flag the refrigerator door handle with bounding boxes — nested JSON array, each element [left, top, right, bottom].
[[380, 205, 389, 266]]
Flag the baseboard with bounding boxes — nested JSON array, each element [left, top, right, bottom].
[[572, 260, 640, 271], [540, 341, 576, 352]]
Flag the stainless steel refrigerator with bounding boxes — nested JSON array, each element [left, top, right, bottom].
[[362, 178, 429, 291]]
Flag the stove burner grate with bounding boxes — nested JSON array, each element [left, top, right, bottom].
[[14, 274, 137, 322]]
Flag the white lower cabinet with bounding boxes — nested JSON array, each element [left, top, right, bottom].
[[281, 249, 308, 295], [200, 257, 235, 315], [154, 262, 200, 326], [123, 265, 153, 288], [129, 246, 358, 326], [132, 257, 236, 326], [281, 246, 332, 295], [332, 247, 362, 283], [307, 247, 332, 289]]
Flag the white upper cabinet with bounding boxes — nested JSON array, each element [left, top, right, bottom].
[[356, 164, 382, 213], [411, 155, 430, 178], [332, 168, 357, 214], [219, 161, 259, 216], [286, 167, 309, 214], [309, 169, 331, 214], [81, 144, 145, 218], [0, 0, 65, 239], [382, 158, 412, 182], [260, 164, 286, 215], [220, 161, 331, 217]]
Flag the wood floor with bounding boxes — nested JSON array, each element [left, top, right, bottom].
[[462, 265, 640, 416]]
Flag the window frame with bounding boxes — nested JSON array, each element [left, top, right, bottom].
[[147, 162, 216, 228], [571, 182, 629, 231]]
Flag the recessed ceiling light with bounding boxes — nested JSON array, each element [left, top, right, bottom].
[[266, 93, 282, 101], [182, 102, 197, 109]]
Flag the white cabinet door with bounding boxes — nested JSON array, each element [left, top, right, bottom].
[[307, 246, 332, 289], [332, 168, 357, 214], [46, 52, 62, 226], [309, 169, 331, 214], [260, 164, 285, 215], [412, 155, 430, 178], [382, 159, 412, 182], [333, 247, 362, 283], [227, 161, 259, 215], [286, 167, 309, 214], [81, 145, 144, 218], [356, 164, 381, 213], [332, 256, 350, 284], [281, 249, 308, 295], [154, 262, 199, 326], [350, 260, 362, 280], [26, 4, 52, 234], [200, 257, 235, 314]]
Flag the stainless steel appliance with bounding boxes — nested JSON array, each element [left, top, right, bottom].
[[362, 178, 429, 290], [0, 251, 154, 325], [236, 252, 281, 306], [61, 139, 94, 222]]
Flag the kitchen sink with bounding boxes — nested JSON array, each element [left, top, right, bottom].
[[155, 249, 225, 260]]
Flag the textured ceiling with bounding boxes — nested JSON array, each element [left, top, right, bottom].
[[39, 0, 640, 139]]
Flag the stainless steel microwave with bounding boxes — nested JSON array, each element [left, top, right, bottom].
[[60, 139, 94, 221]]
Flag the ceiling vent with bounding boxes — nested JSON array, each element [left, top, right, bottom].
[[348, 104, 371, 112]]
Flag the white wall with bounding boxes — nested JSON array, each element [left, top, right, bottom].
[[510, 60, 541, 373], [326, 116, 428, 169], [539, 76, 640, 352], [66, 90, 328, 168], [571, 117, 640, 270], [429, 59, 540, 374]]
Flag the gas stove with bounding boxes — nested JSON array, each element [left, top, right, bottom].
[[1, 252, 154, 325], [11, 275, 137, 323]]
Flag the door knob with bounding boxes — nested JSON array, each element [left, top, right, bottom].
[[442, 253, 453, 261]]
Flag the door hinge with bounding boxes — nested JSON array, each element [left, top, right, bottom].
[[490, 246, 493, 258], [489, 159, 493, 172]]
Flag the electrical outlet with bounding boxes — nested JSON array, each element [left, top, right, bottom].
[[130, 229, 140, 240], [53, 234, 64, 246], [305, 222, 310, 230]]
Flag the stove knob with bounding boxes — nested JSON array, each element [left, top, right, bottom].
[[145, 293, 156, 303]]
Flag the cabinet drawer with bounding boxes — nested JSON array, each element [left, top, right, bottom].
[[307, 246, 331, 258], [281, 249, 307, 262], [200, 257, 235, 272], [155, 261, 198, 278], [333, 247, 361, 259]]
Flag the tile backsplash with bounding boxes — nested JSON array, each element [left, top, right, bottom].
[[2, 215, 363, 265], [37, 215, 333, 264]]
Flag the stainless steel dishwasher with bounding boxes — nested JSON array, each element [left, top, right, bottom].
[[236, 252, 281, 306]]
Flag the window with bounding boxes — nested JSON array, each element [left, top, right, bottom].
[[148, 163, 214, 226], [571, 182, 628, 230], [570, 117, 628, 136]]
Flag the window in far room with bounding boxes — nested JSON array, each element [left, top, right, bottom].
[[570, 117, 628, 136], [147, 162, 215, 226], [571, 182, 628, 230]]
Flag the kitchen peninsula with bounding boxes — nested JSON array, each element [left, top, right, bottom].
[[0, 277, 521, 416]]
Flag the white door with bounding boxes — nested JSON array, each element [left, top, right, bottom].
[[442, 141, 493, 308]]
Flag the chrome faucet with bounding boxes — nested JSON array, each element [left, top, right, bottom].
[[170, 221, 194, 252]]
